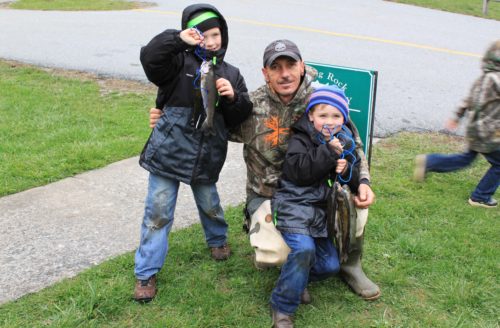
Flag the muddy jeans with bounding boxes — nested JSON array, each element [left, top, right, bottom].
[[134, 173, 227, 280], [270, 233, 340, 315]]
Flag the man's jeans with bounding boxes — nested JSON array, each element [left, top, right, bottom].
[[426, 149, 500, 201], [134, 173, 227, 280], [271, 233, 340, 315]]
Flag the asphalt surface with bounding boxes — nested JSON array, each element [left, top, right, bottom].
[[2, 0, 499, 135], [0, 0, 499, 304]]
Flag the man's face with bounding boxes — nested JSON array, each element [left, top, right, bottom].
[[201, 27, 222, 51], [262, 57, 305, 104]]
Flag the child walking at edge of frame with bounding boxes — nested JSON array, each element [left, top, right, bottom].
[[269, 85, 361, 327], [414, 40, 500, 209]]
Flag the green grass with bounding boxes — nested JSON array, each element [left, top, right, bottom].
[[387, 0, 500, 20], [0, 132, 498, 327], [0, 61, 154, 196], [8, 0, 149, 11]]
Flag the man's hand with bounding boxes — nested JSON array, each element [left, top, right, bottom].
[[215, 78, 234, 102], [149, 108, 163, 129], [354, 184, 375, 209]]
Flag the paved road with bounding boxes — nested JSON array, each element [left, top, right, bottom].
[[1, 0, 499, 135], [0, 0, 499, 304]]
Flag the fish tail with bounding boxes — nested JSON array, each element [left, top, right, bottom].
[[201, 120, 216, 135]]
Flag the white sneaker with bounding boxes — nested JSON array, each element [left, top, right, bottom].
[[468, 198, 498, 208]]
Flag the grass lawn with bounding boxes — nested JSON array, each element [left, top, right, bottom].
[[0, 60, 154, 196], [386, 0, 500, 20], [1, 0, 498, 325], [0, 130, 498, 327], [7, 0, 151, 11]]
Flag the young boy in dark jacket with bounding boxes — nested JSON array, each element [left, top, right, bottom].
[[134, 3, 252, 302], [270, 86, 360, 327]]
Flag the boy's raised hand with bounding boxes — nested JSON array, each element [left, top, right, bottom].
[[180, 28, 204, 46], [328, 137, 343, 155]]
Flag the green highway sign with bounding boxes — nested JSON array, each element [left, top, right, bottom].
[[305, 61, 377, 164]]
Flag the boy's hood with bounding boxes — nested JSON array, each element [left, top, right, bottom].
[[181, 4, 228, 60], [482, 40, 500, 73], [291, 114, 324, 145]]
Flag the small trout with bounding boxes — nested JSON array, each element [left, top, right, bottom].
[[327, 182, 357, 263], [199, 59, 217, 135]]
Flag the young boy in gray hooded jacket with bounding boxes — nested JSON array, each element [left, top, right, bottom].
[[414, 40, 500, 208]]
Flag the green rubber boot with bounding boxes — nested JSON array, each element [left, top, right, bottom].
[[340, 236, 381, 300]]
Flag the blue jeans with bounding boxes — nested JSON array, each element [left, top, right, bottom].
[[426, 149, 500, 201], [134, 174, 227, 280], [271, 233, 340, 315]]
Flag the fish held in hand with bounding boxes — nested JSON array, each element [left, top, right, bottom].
[[200, 60, 217, 135], [327, 182, 357, 263]]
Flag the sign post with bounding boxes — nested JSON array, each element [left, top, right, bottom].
[[305, 62, 377, 164]]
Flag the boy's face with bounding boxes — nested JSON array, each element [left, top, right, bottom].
[[201, 27, 222, 51], [308, 103, 345, 137], [261, 57, 305, 104]]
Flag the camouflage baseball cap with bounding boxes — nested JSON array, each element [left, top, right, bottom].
[[263, 39, 302, 67]]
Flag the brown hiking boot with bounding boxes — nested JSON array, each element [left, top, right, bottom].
[[271, 308, 294, 328], [210, 244, 231, 261], [134, 275, 156, 303], [300, 288, 311, 304]]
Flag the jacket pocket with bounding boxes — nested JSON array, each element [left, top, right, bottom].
[[143, 107, 184, 162], [309, 206, 327, 237]]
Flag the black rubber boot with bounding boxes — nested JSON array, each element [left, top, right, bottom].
[[340, 236, 381, 300]]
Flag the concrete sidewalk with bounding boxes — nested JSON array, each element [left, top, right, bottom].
[[0, 143, 245, 304]]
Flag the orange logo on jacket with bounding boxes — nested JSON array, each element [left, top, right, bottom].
[[264, 116, 289, 146]]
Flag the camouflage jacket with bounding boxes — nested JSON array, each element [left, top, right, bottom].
[[454, 41, 500, 154], [230, 65, 371, 199]]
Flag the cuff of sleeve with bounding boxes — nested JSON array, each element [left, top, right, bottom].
[[221, 91, 238, 106], [175, 31, 191, 52], [360, 178, 371, 186]]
